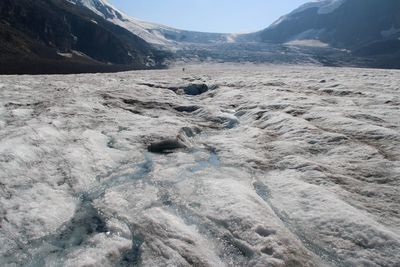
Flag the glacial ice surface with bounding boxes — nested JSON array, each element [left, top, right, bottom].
[[0, 64, 399, 266]]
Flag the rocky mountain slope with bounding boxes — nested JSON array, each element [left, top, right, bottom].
[[1, 64, 399, 266], [259, 0, 400, 67], [70, 0, 232, 46], [0, 0, 167, 74]]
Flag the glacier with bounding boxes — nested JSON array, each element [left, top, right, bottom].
[[0, 64, 399, 266]]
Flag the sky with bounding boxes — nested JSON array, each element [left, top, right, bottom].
[[107, 0, 310, 33]]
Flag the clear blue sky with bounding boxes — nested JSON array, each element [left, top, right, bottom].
[[107, 0, 310, 33]]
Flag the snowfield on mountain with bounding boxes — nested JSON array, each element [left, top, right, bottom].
[[0, 64, 400, 266], [69, 0, 233, 46]]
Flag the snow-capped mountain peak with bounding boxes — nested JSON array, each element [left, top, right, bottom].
[[68, 0, 234, 46], [67, 0, 118, 19], [67, 0, 173, 45]]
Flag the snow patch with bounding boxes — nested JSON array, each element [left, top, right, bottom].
[[57, 52, 73, 58], [286, 39, 329, 48]]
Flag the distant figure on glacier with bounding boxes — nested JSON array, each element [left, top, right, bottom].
[[182, 67, 185, 72]]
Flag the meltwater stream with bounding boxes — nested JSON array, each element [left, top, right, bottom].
[[22, 154, 154, 267], [22, 147, 221, 266], [190, 147, 220, 173]]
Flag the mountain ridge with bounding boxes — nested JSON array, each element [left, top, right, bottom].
[[0, 0, 168, 74], [71, 0, 234, 46]]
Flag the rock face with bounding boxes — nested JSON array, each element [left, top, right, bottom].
[[0, 0, 166, 74], [1, 64, 399, 266]]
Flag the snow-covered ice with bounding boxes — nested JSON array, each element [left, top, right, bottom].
[[0, 64, 399, 266]]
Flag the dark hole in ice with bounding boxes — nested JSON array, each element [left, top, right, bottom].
[[174, 105, 200, 113], [261, 246, 274, 256], [183, 84, 209, 96], [147, 139, 186, 154], [255, 226, 276, 237]]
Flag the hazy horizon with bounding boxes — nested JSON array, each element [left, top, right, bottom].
[[107, 0, 310, 33]]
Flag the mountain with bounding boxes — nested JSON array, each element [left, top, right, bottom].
[[259, 0, 400, 54], [70, 0, 232, 45], [3, 0, 400, 73], [85, 0, 400, 69], [0, 0, 167, 74], [66, 0, 171, 45]]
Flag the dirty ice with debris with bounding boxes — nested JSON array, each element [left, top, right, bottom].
[[0, 65, 400, 266]]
